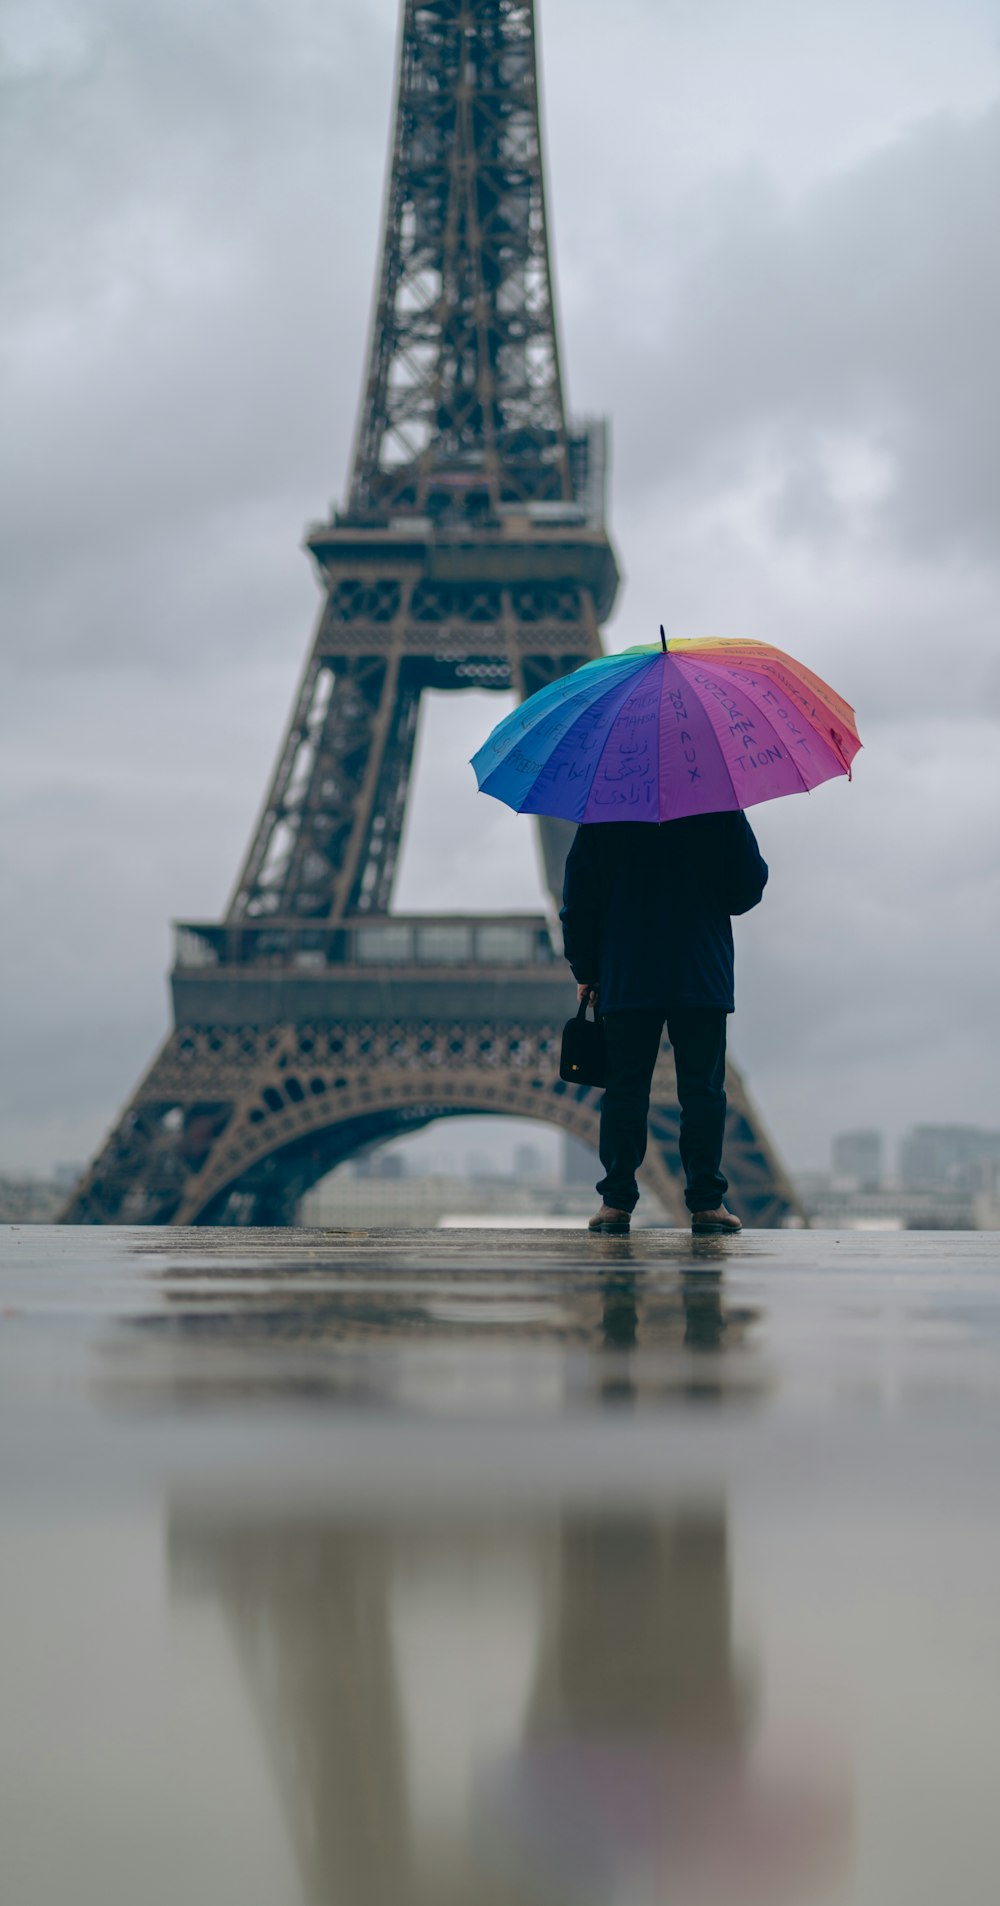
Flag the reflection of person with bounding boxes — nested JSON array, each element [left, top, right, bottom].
[[523, 1508, 751, 1751], [597, 1268, 744, 1407], [495, 1502, 848, 1906], [681, 1270, 726, 1351], [598, 1269, 639, 1407], [599, 1271, 639, 1351], [560, 815, 768, 1235]]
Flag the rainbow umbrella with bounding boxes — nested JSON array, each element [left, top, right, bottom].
[[471, 632, 860, 822]]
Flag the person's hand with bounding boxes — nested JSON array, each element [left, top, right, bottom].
[[577, 982, 598, 1007]]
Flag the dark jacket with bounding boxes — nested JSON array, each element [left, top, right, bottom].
[[560, 813, 768, 1014]]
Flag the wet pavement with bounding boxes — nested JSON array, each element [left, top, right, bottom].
[[2, 1224, 1000, 1906]]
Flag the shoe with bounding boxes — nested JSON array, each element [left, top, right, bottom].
[[691, 1205, 742, 1235], [588, 1204, 631, 1234]]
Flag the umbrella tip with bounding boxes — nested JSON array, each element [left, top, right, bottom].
[[659, 624, 667, 652]]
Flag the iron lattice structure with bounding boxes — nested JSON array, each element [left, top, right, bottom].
[[350, 0, 572, 518], [62, 0, 800, 1227]]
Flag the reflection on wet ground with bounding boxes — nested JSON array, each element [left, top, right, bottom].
[[3, 1227, 1000, 1904]]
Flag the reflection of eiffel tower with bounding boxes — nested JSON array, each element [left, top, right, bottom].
[[168, 1495, 750, 1906], [63, 0, 799, 1226], [164, 1280, 853, 1904], [163, 1277, 753, 1904]]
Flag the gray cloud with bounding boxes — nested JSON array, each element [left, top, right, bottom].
[[2, 0, 394, 672], [577, 101, 1000, 566]]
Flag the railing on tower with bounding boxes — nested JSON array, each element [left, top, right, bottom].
[[174, 914, 558, 971]]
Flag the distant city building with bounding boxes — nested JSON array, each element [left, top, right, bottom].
[[350, 1150, 406, 1180], [303, 1173, 472, 1227], [562, 1135, 599, 1187], [796, 1134, 1000, 1230], [793, 1168, 833, 1202], [513, 1142, 544, 1182], [899, 1126, 1000, 1194], [975, 1161, 1000, 1231], [792, 1173, 981, 1231], [0, 1176, 65, 1223], [467, 1148, 500, 1180], [299, 1171, 669, 1229], [832, 1129, 883, 1190]]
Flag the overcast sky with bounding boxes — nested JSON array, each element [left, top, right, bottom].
[[2, 0, 999, 1181]]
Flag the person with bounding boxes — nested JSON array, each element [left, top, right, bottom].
[[560, 811, 768, 1235]]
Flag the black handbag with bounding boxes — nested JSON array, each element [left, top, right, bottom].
[[560, 998, 608, 1088]]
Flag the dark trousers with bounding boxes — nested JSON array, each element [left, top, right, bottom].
[[596, 1008, 729, 1215]]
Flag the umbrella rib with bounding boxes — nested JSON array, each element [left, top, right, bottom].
[[564, 659, 661, 820], [471, 655, 644, 782], [674, 638, 857, 730], [721, 665, 841, 794], [673, 654, 818, 803], [578, 657, 662, 821], [502, 664, 655, 818], [723, 652, 859, 769], [655, 653, 664, 820], [732, 670, 815, 796]]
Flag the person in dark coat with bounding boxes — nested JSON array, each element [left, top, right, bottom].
[[560, 811, 768, 1234]]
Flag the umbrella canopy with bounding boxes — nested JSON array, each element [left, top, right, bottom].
[[471, 635, 861, 823]]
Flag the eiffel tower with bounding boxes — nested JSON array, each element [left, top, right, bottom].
[[63, 0, 799, 1228]]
